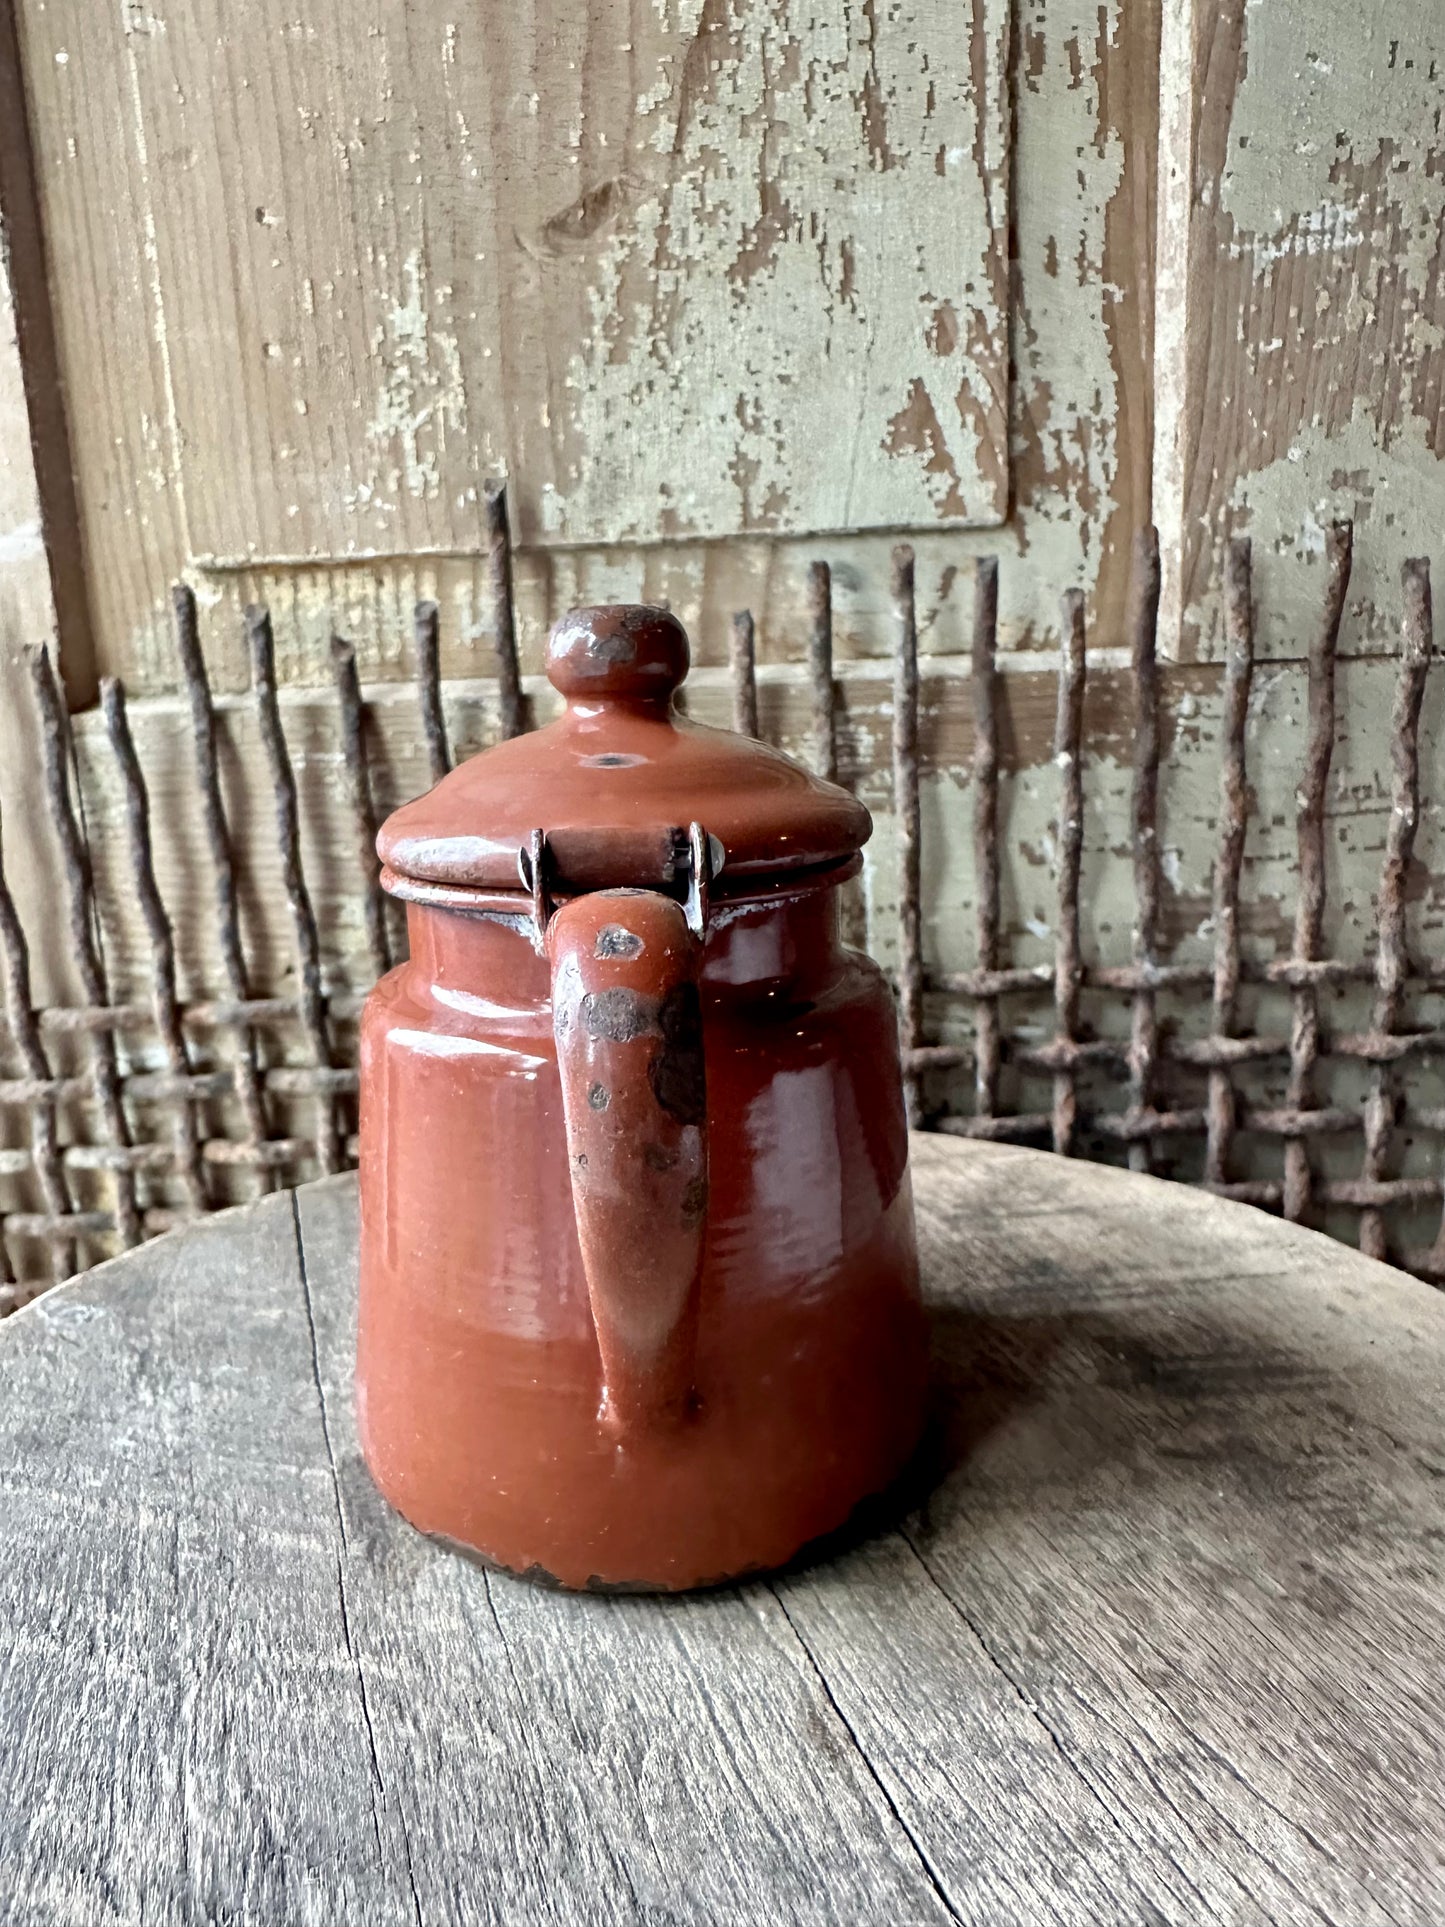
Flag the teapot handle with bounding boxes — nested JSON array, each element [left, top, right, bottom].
[[546, 877, 708, 1438]]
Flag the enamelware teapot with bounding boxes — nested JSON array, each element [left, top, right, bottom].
[[356, 604, 925, 1590]]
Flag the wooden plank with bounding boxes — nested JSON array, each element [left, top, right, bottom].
[[0, 16, 88, 1011], [1011, 0, 1160, 659], [17, 0, 1009, 573], [0, 294, 73, 1013], [0, 0, 94, 706], [1154, 0, 1445, 659], [9, 0, 193, 690], [15, 0, 1158, 691]]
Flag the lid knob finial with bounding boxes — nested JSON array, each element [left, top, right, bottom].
[[547, 605, 689, 704]]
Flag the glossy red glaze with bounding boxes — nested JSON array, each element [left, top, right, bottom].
[[356, 605, 925, 1592], [378, 603, 872, 891], [547, 888, 708, 1437]]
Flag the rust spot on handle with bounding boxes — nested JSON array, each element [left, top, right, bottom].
[[548, 889, 707, 1437]]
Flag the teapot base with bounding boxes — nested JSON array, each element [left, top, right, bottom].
[[403, 1411, 927, 1595], [357, 1193, 926, 1595]]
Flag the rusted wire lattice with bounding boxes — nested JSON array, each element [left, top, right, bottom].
[[0, 500, 1441, 1307]]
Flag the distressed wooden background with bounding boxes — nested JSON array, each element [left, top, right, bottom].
[[0, 0, 1441, 1246]]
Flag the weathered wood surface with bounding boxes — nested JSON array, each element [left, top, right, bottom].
[[2, 1135, 1442, 1923], [0, 27, 86, 1009], [10, 0, 1150, 689], [15, 0, 1012, 681], [1155, 1, 1445, 659]]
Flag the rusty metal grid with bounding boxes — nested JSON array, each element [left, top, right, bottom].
[[0, 501, 1440, 1308]]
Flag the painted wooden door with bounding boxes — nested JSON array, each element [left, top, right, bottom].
[[12, 0, 1011, 693]]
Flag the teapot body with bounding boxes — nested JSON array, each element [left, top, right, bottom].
[[356, 877, 925, 1591]]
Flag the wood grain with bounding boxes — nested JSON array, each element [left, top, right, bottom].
[[16, 0, 1008, 658], [0, 27, 87, 1011], [2, 1137, 1443, 1922], [11, 0, 1157, 693], [1155, 0, 1445, 659]]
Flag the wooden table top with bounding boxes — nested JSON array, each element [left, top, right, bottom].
[[2, 1136, 1442, 1925]]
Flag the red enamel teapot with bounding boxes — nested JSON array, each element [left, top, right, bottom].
[[356, 605, 925, 1590]]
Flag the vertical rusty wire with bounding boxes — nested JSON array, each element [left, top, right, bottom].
[[173, 584, 272, 1193], [247, 605, 341, 1177], [807, 561, 837, 783], [26, 645, 141, 1249], [331, 637, 391, 980], [1205, 538, 1255, 1189], [729, 610, 759, 739], [0, 801, 75, 1281], [100, 677, 208, 1217], [485, 480, 526, 741], [1051, 589, 1086, 1156], [1125, 529, 1162, 1172], [972, 557, 1002, 1126], [1284, 522, 1351, 1222], [413, 599, 451, 785], [1358, 558, 1432, 1262], [891, 544, 922, 1129]]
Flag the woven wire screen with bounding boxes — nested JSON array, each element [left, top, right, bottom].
[[0, 499, 1441, 1309]]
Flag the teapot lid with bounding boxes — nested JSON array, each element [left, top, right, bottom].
[[378, 605, 871, 899]]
